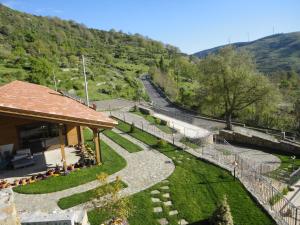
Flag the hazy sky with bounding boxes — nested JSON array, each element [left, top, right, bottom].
[[1, 0, 300, 54]]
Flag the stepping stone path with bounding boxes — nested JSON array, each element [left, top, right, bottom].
[[154, 207, 163, 213], [178, 219, 189, 225], [163, 201, 172, 206], [151, 190, 160, 195], [169, 210, 179, 216], [162, 193, 170, 198], [160, 186, 169, 190], [162, 180, 169, 183], [177, 160, 182, 164], [158, 218, 169, 225], [151, 197, 161, 203]]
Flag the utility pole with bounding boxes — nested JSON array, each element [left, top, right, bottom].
[[53, 70, 57, 91], [82, 55, 89, 107]]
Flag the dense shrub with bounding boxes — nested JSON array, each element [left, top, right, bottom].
[[130, 123, 136, 133], [156, 139, 167, 148], [155, 118, 161, 125], [160, 119, 168, 126]]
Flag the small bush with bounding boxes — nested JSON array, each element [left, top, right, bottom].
[[210, 195, 233, 225], [139, 107, 150, 115], [288, 186, 295, 192], [160, 120, 168, 126], [156, 139, 167, 148], [130, 123, 136, 133], [155, 118, 161, 125]]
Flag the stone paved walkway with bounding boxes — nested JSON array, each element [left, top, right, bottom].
[[14, 134, 175, 215]]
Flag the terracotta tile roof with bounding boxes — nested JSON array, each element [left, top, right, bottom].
[[0, 81, 117, 128]]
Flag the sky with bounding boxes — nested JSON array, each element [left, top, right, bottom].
[[1, 0, 300, 54]]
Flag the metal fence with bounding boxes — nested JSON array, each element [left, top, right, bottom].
[[111, 111, 300, 225]]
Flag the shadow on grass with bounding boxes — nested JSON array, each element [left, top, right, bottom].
[[189, 219, 210, 225], [197, 179, 234, 184]]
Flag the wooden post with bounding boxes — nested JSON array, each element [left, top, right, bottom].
[[59, 124, 68, 171], [80, 126, 85, 146], [93, 128, 101, 165]]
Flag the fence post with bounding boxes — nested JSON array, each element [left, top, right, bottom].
[[295, 207, 298, 225]]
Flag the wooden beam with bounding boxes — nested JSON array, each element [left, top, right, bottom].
[[59, 123, 68, 171], [79, 126, 85, 146], [93, 128, 101, 165]]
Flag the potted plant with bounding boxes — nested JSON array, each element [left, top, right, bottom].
[[67, 164, 75, 171]]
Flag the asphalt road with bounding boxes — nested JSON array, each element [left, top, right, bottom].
[[140, 75, 226, 131]]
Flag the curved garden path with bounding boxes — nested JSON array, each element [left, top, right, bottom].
[[13, 134, 175, 215]]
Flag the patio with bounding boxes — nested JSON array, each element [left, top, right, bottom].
[[0, 147, 80, 183]]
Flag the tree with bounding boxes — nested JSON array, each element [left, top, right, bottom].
[[93, 173, 132, 224], [210, 195, 233, 225], [295, 98, 300, 133], [198, 46, 275, 130]]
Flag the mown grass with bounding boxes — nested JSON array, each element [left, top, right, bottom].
[[131, 110, 175, 134], [88, 119, 275, 225], [180, 137, 199, 149], [13, 141, 126, 194], [58, 181, 128, 209], [103, 129, 142, 153]]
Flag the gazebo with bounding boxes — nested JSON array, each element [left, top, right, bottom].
[[0, 80, 117, 171]]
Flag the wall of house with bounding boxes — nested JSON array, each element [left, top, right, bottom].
[[0, 116, 36, 150], [0, 115, 80, 152], [66, 125, 79, 146]]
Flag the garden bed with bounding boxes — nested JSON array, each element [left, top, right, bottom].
[[58, 180, 127, 209], [13, 141, 126, 194]]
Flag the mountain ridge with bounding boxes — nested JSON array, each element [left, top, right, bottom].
[[193, 32, 300, 74]]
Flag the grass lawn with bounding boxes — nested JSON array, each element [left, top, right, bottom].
[[103, 129, 143, 153], [131, 110, 175, 134], [180, 137, 199, 149], [13, 141, 126, 194], [58, 181, 128, 209], [88, 119, 275, 225], [267, 152, 300, 183]]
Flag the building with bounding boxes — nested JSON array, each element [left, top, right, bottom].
[[0, 80, 116, 170]]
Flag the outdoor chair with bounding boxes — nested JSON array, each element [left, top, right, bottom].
[[11, 148, 35, 169], [0, 144, 14, 169]]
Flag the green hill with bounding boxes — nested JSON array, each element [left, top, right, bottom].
[[0, 4, 180, 101], [193, 32, 300, 74]]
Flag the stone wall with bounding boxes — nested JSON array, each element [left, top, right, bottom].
[[218, 130, 300, 155], [0, 189, 20, 225]]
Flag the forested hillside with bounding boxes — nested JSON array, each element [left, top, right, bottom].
[[193, 32, 300, 74], [0, 4, 180, 100], [0, 4, 299, 133]]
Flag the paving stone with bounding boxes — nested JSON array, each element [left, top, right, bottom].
[[163, 201, 172, 206], [158, 218, 169, 225], [169, 210, 178, 216], [178, 219, 188, 225], [162, 193, 170, 198], [162, 180, 169, 183], [151, 197, 161, 203], [151, 190, 160, 195], [153, 207, 163, 213], [160, 186, 169, 190], [177, 160, 182, 164]]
